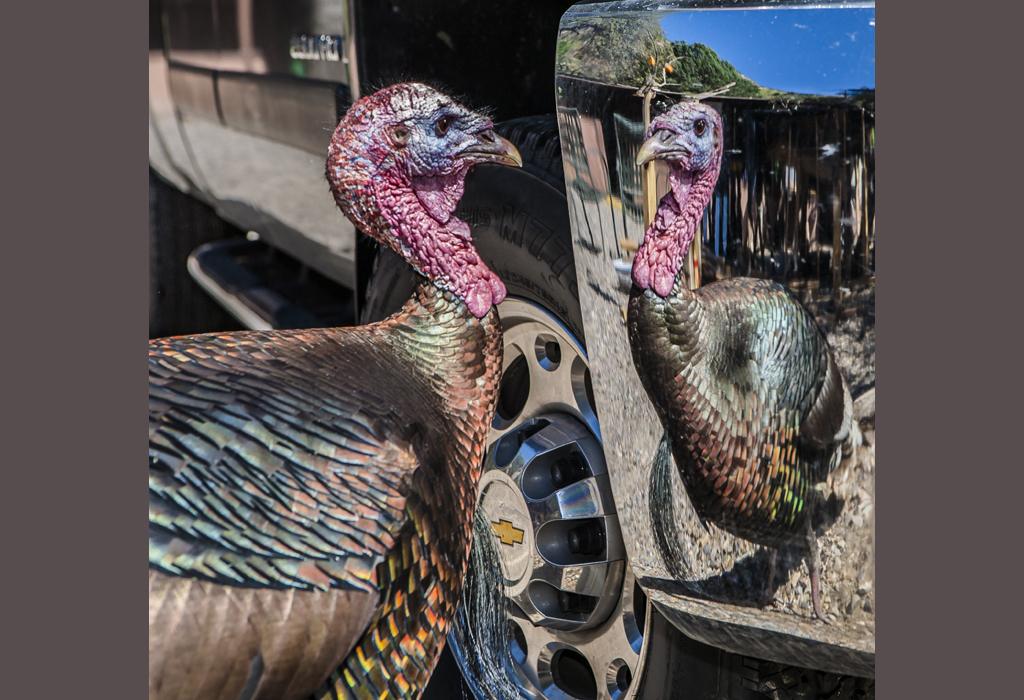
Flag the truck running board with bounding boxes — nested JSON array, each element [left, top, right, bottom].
[[187, 238, 355, 331]]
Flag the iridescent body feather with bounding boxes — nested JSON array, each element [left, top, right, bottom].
[[628, 101, 852, 619], [629, 276, 850, 546]]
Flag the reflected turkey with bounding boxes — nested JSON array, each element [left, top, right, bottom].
[[627, 100, 856, 621]]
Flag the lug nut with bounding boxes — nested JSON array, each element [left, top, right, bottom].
[[616, 665, 632, 691], [545, 341, 561, 364], [567, 522, 605, 556], [551, 461, 566, 487], [550, 452, 588, 489], [557, 589, 598, 615]]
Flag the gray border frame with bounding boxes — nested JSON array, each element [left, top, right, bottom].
[[5, 0, 148, 695], [879, 0, 1021, 697], [3, 0, 1020, 697]]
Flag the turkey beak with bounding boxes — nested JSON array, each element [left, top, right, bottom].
[[636, 129, 688, 166], [459, 129, 523, 167]]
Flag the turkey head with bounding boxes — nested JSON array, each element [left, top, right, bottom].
[[326, 82, 521, 317], [633, 100, 723, 297]]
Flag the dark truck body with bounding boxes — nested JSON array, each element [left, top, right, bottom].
[[150, 0, 574, 304]]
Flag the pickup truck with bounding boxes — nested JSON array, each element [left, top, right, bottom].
[[149, 2, 875, 698]]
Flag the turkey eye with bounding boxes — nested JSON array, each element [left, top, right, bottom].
[[435, 116, 453, 136], [694, 118, 707, 137], [391, 125, 410, 145]]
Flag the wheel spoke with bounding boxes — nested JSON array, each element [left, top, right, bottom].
[[527, 353, 575, 406], [532, 559, 615, 597], [528, 476, 607, 527]]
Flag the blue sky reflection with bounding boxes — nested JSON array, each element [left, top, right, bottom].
[[660, 8, 875, 96]]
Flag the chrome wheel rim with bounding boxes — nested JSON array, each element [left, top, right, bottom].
[[450, 298, 649, 700]]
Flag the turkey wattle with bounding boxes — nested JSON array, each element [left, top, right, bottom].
[[627, 100, 854, 621], [149, 83, 522, 699]]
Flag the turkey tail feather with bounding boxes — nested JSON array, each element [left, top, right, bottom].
[[801, 350, 853, 452], [649, 432, 694, 581]]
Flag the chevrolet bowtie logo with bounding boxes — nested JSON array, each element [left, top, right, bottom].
[[491, 518, 525, 547]]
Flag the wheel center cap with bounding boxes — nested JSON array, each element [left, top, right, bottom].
[[478, 470, 533, 593]]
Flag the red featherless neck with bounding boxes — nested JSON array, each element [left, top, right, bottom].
[[632, 155, 720, 298], [370, 169, 506, 319], [326, 84, 506, 318]]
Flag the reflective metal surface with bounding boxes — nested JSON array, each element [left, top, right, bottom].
[[452, 298, 649, 699], [485, 412, 623, 633], [289, 33, 344, 62], [556, 1, 875, 677]]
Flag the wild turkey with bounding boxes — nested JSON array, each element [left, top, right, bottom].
[[627, 100, 853, 621], [149, 83, 522, 699]]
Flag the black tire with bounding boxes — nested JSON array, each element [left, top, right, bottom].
[[638, 609, 874, 699], [149, 169, 241, 338], [360, 115, 582, 341], [638, 612, 766, 700]]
